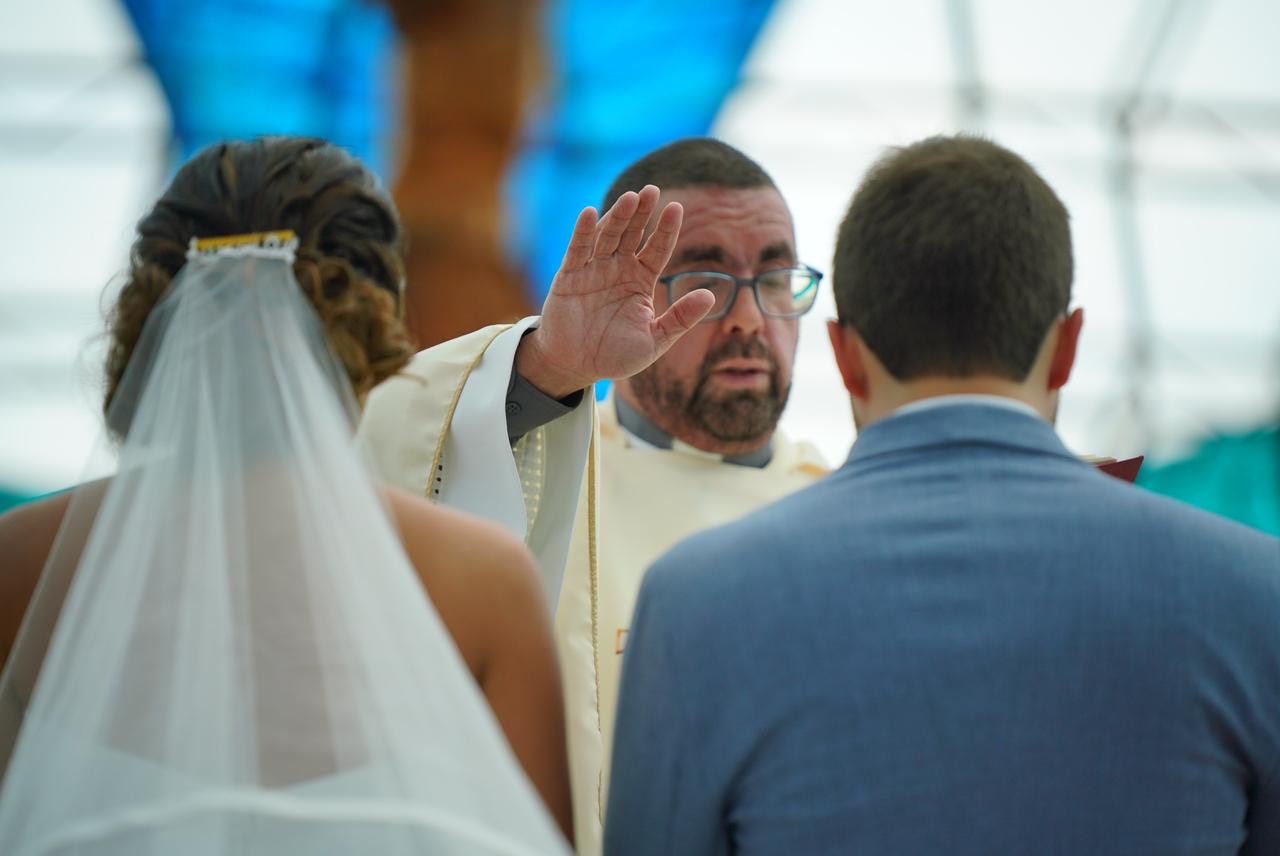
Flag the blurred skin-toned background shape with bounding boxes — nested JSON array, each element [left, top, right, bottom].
[[385, 0, 539, 346]]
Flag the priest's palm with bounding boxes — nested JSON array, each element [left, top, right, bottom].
[[516, 185, 715, 398]]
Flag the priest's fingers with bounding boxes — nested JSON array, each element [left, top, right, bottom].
[[558, 206, 599, 273], [617, 185, 660, 256], [593, 190, 639, 258], [637, 201, 683, 276], [651, 288, 715, 354]]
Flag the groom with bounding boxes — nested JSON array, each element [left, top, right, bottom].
[[605, 135, 1280, 854]]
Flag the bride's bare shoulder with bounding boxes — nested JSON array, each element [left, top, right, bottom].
[[381, 487, 530, 567], [0, 480, 110, 563], [379, 486, 548, 674], [380, 486, 545, 606], [0, 490, 78, 666], [0, 491, 74, 574]]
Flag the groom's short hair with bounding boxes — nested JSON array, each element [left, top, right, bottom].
[[602, 138, 777, 209], [832, 134, 1074, 383]]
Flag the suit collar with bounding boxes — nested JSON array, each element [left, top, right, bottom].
[[846, 401, 1079, 468]]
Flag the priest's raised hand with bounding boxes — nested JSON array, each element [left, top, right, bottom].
[[513, 184, 716, 398]]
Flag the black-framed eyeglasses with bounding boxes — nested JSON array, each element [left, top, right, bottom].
[[658, 265, 823, 321]]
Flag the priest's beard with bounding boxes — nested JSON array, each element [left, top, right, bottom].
[[630, 337, 790, 445]]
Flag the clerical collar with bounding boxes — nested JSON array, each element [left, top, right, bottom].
[[613, 393, 774, 468]]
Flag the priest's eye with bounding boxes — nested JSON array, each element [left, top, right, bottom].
[[658, 267, 823, 321]]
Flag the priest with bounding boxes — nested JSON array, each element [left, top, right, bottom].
[[359, 138, 829, 854]]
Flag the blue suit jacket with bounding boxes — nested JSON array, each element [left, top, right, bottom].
[[605, 403, 1280, 855]]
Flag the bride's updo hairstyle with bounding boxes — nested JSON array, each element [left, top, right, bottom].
[[103, 137, 415, 425]]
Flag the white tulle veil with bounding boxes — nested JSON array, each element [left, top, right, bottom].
[[0, 234, 568, 855]]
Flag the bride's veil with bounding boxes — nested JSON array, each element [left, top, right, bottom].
[[0, 235, 568, 855]]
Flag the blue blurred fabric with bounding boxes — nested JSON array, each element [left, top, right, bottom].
[[121, 0, 777, 400], [121, 0, 774, 292], [507, 0, 777, 306], [121, 0, 396, 179]]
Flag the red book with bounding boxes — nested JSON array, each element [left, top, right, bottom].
[[1091, 455, 1145, 483]]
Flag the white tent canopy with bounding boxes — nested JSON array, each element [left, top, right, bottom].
[[1, 0, 1277, 490], [729, 0, 1280, 465], [1, 0, 166, 492]]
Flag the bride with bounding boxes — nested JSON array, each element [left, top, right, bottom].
[[0, 137, 572, 854]]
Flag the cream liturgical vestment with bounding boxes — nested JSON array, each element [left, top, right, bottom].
[[561, 398, 827, 853], [357, 318, 595, 606], [357, 320, 828, 855]]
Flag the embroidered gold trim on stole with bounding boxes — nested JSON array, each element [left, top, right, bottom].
[[587, 402, 606, 823]]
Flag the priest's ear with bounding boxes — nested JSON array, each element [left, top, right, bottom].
[[827, 319, 872, 400]]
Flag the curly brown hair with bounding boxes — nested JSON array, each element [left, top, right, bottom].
[[103, 137, 415, 426]]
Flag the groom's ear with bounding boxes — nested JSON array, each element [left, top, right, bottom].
[[827, 320, 871, 400], [1047, 307, 1084, 392]]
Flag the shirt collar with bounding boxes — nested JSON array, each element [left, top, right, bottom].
[[847, 398, 1076, 470], [892, 393, 1042, 421]]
